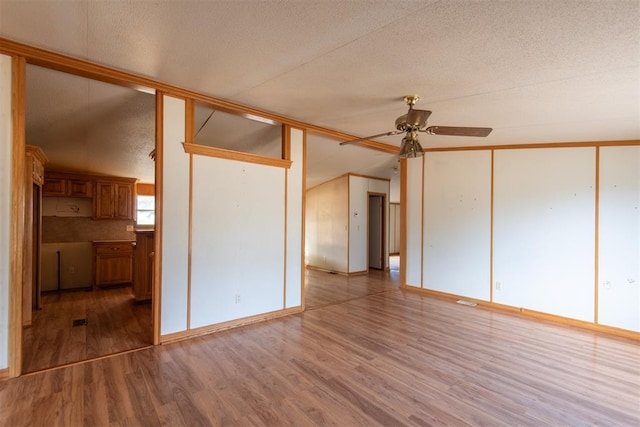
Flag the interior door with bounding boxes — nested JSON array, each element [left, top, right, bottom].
[[368, 195, 383, 269]]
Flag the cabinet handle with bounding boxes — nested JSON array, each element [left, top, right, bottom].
[[111, 247, 120, 250]]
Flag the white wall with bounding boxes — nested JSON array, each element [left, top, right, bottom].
[[598, 146, 640, 331], [349, 175, 368, 272], [285, 128, 304, 308], [494, 148, 595, 322], [405, 158, 423, 287], [423, 151, 492, 300], [0, 54, 12, 369], [160, 95, 189, 335], [160, 100, 304, 336], [190, 156, 285, 327]]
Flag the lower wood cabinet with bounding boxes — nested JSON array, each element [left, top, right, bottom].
[[93, 241, 135, 287], [133, 230, 154, 301]]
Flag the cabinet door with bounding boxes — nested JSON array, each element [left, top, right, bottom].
[[43, 177, 66, 196], [114, 183, 133, 219], [68, 179, 93, 198], [96, 254, 133, 286], [94, 182, 115, 219]]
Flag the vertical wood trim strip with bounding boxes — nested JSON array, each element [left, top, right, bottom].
[[152, 91, 163, 345], [490, 149, 495, 303], [301, 130, 307, 309], [9, 56, 26, 377], [399, 158, 407, 287], [347, 175, 351, 273], [187, 153, 193, 330], [283, 126, 290, 308], [594, 146, 600, 324], [420, 156, 425, 289], [185, 97, 194, 330]]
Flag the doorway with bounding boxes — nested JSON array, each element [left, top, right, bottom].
[[20, 65, 156, 373], [368, 193, 385, 270]]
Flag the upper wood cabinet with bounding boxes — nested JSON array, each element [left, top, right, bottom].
[[43, 170, 137, 220], [94, 179, 135, 220], [43, 172, 93, 198]]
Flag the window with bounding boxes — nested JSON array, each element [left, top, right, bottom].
[[136, 195, 155, 226]]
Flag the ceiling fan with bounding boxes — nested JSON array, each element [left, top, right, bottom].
[[340, 95, 492, 158]]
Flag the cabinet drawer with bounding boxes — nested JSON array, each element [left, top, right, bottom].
[[94, 244, 134, 255]]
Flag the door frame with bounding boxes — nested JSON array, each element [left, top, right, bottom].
[[367, 192, 386, 270]]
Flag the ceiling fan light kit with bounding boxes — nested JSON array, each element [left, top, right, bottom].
[[341, 94, 493, 157], [399, 132, 424, 158]]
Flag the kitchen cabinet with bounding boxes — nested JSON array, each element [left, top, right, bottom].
[[94, 179, 135, 220], [43, 172, 93, 198], [93, 241, 135, 287], [23, 145, 47, 326], [133, 230, 154, 301]]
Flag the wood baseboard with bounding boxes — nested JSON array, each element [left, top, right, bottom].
[[402, 285, 640, 341], [0, 368, 11, 381]]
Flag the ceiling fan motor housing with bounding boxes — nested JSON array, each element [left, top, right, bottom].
[[395, 109, 432, 131]]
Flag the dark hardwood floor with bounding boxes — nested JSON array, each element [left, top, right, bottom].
[[3, 268, 639, 426], [22, 286, 152, 373]]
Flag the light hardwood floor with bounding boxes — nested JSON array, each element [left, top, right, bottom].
[[22, 286, 152, 373], [3, 273, 639, 425]]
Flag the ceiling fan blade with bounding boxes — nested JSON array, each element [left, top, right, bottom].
[[340, 130, 404, 146], [424, 126, 492, 137]]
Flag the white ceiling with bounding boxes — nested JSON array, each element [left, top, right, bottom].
[[2, 1, 639, 186]]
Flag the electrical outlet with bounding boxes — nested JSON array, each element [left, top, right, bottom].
[[126, 225, 134, 231], [495, 282, 501, 291], [235, 294, 240, 304]]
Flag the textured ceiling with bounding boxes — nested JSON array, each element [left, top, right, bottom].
[[2, 0, 639, 186]]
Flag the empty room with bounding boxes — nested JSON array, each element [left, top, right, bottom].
[[0, 1, 638, 425]]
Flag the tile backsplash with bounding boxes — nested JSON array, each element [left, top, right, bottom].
[[42, 216, 135, 243]]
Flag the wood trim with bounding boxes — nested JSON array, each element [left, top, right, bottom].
[[420, 156, 425, 288], [282, 125, 292, 309], [347, 175, 350, 273], [24, 144, 48, 165], [182, 143, 292, 168], [187, 153, 193, 329], [0, 368, 8, 380], [404, 286, 640, 341], [424, 139, 640, 152], [152, 92, 164, 345], [135, 183, 155, 196], [9, 56, 26, 378], [367, 191, 387, 271], [490, 149, 495, 303], [0, 37, 398, 155], [160, 307, 304, 344], [594, 147, 600, 324], [399, 159, 407, 288]]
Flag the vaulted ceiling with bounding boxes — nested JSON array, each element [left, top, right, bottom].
[[2, 1, 639, 187]]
